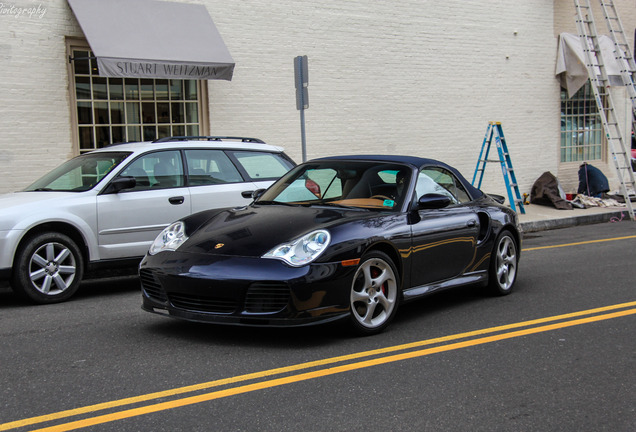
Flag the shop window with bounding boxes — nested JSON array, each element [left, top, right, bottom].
[[70, 49, 203, 152], [560, 82, 605, 162]]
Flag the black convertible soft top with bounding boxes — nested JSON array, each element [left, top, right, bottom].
[[312, 154, 484, 200]]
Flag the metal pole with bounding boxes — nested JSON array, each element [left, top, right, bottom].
[[300, 106, 307, 162]]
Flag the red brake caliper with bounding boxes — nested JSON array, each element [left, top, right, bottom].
[[371, 267, 386, 295]]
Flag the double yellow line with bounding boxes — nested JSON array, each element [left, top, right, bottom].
[[521, 234, 636, 252], [3, 301, 636, 432]]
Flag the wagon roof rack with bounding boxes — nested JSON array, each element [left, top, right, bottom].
[[152, 136, 266, 144]]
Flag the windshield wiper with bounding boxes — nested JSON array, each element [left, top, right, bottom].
[[256, 200, 309, 207], [31, 188, 53, 192], [319, 202, 367, 210]]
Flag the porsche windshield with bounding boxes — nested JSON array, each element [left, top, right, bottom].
[[258, 161, 412, 211], [25, 152, 130, 192]]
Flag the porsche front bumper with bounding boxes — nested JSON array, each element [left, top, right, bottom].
[[139, 251, 355, 327]]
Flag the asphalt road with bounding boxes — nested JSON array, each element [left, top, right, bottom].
[[1, 221, 635, 431]]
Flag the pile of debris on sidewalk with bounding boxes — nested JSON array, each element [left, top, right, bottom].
[[529, 163, 634, 211], [570, 193, 625, 209]]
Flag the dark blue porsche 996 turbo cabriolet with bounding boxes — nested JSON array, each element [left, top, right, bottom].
[[140, 155, 521, 335]]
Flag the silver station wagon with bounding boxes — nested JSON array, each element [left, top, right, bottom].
[[0, 136, 295, 304]]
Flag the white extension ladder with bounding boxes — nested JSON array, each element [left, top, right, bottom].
[[573, 0, 636, 220]]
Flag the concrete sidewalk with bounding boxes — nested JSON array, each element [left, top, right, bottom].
[[518, 203, 631, 233]]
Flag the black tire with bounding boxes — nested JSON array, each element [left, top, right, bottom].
[[488, 229, 518, 295], [11, 232, 84, 304], [349, 251, 400, 335]]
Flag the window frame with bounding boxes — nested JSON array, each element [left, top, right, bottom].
[[560, 81, 606, 164], [65, 38, 209, 155]]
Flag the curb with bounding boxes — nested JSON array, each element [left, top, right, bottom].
[[520, 209, 626, 233]]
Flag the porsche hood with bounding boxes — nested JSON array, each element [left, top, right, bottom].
[[178, 204, 366, 257]]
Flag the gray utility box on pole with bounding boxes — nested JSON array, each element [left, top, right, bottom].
[[294, 55, 308, 161]]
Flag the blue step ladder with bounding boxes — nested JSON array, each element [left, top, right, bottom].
[[472, 122, 525, 214]]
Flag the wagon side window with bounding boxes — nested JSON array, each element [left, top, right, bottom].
[[118, 151, 185, 190], [149, 151, 184, 188], [118, 158, 152, 192], [184, 149, 243, 185]]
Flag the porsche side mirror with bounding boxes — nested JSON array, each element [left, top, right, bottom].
[[417, 193, 451, 209], [246, 188, 266, 199], [103, 176, 136, 194], [487, 193, 506, 204]]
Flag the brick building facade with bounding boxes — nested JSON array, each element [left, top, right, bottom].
[[0, 0, 634, 199]]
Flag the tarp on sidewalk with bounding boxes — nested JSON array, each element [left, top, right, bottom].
[[531, 171, 572, 210]]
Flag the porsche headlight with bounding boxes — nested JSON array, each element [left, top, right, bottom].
[[149, 221, 188, 255], [263, 230, 331, 267]]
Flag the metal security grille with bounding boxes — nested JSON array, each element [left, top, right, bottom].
[[560, 82, 605, 163], [71, 49, 201, 152]]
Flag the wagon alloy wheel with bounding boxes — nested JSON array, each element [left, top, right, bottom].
[[29, 242, 77, 294], [349, 251, 400, 335], [11, 232, 84, 304], [488, 230, 518, 295]]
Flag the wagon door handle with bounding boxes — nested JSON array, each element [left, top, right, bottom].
[[169, 196, 185, 205]]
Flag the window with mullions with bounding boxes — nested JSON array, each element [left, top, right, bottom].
[[72, 49, 201, 152], [560, 82, 605, 162]]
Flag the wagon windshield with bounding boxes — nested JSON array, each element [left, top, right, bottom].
[[258, 160, 412, 211], [25, 152, 130, 192]]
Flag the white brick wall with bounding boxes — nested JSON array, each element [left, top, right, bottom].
[[208, 0, 559, 198], [2, 0, 632, 201], [0, 0, 84, 193]]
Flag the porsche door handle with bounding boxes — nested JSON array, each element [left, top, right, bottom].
[[168, 196, 185, 205]]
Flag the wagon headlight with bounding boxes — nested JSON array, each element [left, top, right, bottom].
[[149, 221, 188, 255], [263, 230, 331, 267]]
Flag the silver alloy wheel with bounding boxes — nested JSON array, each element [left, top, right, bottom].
[[350, 256, 398, 329], [494, 234, 517, 291], [28, 242, 77, 295]]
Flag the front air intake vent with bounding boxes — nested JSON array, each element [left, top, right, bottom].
[[244, 283, 290, 313], [169, 293, 237, 314], [139, 269, 167, 302]]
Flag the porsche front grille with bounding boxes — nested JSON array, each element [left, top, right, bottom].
[[244, 283, 290, 313], [168, 293, 237, 314]]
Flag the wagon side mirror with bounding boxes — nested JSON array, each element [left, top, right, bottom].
[[417, 193, 451, 209], [102, 176, 136, 194]]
